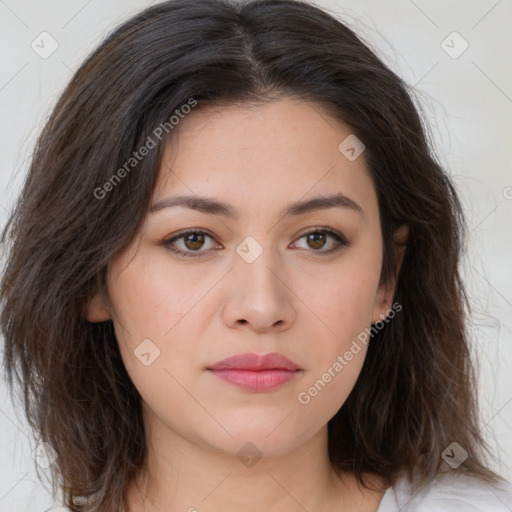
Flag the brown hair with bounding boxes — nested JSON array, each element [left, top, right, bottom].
[[0, 0, 504, 510]]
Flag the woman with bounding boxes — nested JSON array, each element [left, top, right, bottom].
[[1, 0, 511, 511]]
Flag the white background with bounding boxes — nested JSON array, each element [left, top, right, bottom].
[[0, 1, 511, 510]]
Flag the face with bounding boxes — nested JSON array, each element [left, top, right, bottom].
[[88, 98, 401, 458]]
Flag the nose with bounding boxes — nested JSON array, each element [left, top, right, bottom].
[[221, 245, 296, 333]]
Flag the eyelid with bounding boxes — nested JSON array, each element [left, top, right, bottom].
[[162, 226, 349, 258]]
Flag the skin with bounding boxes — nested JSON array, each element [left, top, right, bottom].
[[87, 98, 408, 512]]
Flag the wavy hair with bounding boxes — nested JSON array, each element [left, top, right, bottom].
[[0, 0, 503, 510]]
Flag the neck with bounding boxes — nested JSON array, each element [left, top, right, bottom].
[[124, 408, 388, 512]]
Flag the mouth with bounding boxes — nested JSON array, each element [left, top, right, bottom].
[[207, 368, 302, 392], [206, 352, 303, 392]]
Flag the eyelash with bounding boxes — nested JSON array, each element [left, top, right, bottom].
[[162, 227, 349, 258]]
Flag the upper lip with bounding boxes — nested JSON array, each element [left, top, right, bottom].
[[207, 352, 301, 371]]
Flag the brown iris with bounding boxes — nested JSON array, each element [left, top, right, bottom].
[[306, 232, 327, 250], [183, 233, 206, 251]]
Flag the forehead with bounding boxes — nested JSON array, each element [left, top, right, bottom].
[[152, 98, 377, 221]]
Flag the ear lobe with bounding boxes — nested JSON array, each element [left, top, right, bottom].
[[86, 293, 111, 322], [371, 223, 409, 323]]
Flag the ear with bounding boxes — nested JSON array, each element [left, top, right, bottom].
[[371, 224, 409, 324], [86, 292, 111, 322]]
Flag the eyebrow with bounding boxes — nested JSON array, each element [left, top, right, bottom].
[[150, 193, 363, 219]]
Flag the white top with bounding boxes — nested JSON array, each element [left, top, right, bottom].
[[48, 470, 512, 511], [377, 470, 512, 511]]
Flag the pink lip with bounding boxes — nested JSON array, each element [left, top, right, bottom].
[[207, 352, 302, 392]]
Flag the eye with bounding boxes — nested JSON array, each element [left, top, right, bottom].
[[163, 230, 219, 258], [162, 227, 349, 258], [292, 227, 349, 254]]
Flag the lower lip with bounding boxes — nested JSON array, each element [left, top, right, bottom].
[[207, 369, 301, 391]]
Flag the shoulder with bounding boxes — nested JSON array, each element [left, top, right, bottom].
[[378, 470, 512, 511]]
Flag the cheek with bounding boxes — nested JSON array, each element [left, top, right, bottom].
[[108, 251, 199, 339], [108, 250, 231, 400], [296, 336, 369, 426], [106, 256, 194, 383], [295, 249, 381, 404], [304, 255, 381, 338]]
